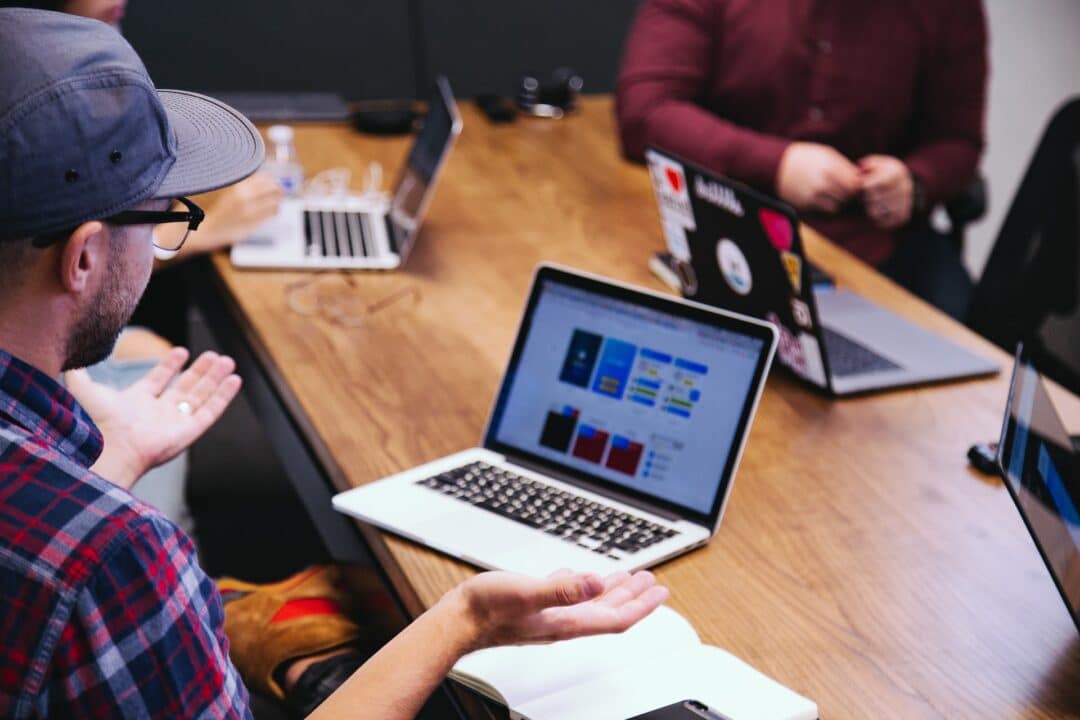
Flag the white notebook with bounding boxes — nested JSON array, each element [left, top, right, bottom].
[[450, 606, 817, 720]]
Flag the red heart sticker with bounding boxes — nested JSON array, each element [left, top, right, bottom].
[[758, 208, 793, 251], [665, 167, 682, 193]]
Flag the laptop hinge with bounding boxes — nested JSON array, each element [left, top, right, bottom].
[[385, 215, 398, 254], [500, 453, 683, 523]]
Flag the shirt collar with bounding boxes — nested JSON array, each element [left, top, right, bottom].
[[0, 349, 103, 468]]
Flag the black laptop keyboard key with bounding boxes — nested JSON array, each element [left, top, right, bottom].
[[416, 462, 678, 557], [821, 326, 902, 377], [302, 210, 376, 258]]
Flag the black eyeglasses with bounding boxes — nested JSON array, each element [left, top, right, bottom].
[[33, 196, 204, 253]]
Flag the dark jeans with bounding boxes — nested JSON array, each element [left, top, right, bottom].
[[880, 226, 973, 321]]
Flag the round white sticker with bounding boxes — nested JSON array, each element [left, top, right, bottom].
[[716, 238, 752, 296]]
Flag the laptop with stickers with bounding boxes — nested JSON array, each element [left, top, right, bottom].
[[645, 147, 997, 395]]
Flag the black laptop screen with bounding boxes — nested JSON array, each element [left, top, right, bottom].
[[485, 268, 773, 522], [388, 76, 459, 257], [999, 352, 1080, 629]]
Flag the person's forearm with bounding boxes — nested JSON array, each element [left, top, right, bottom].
[[307, 588, 477, 719], [649, 101, 790, 190], [904, 139, 981, 206]]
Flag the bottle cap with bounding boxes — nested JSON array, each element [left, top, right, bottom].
[[267, 124, 294, 145]]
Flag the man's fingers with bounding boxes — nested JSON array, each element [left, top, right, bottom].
[[606, 586, 670, 630], [599, 571, 632, 593], [535, 573, 605, 609], [173, 355, 236, 410], [167, 351, 222, 397], [598, 570, 658, 607], [549, 584, 670, 639], [132, 347, 190, 397], [192, 375, 242, 430], [826, 159, 862, 195]]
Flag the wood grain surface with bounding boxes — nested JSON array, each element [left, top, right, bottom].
[[206, 97, 1080, 719]]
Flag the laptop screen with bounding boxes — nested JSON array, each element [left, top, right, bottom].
[[485, 267, 775, 524], [999, 349, 1080, 629], [388, 75, 461, 259]]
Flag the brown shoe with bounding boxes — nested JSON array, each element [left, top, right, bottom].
[[217, 566, 365, 700]]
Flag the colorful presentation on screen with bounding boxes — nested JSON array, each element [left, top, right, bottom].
[[495, 280, 764, 515]]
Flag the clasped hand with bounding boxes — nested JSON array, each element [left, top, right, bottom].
[[66, 348, 242, 490], [777, 142, 914, 229]]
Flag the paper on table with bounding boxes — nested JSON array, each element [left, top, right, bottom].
[[514, 645, 818, 720]]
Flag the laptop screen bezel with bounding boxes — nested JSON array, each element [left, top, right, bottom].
[[388, 74, 463, 262], [482, 264, 778, 528], [996, 343, 1080, 632]]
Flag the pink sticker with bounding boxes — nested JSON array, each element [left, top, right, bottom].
[[759, 208, 793, 252], [767, 312, 807, 376]]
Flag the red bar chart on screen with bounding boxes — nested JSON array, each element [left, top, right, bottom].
[[606, 435, 645, 475], [572, 424, 610, 463]]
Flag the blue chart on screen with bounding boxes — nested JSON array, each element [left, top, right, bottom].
[[559, 330, 602, 388], [592, 339, 638, 399], [494, 279, 765, 515]]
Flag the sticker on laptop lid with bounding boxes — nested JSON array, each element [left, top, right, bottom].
[[781, 251, 802, 294], [663, 220, 692, 262], [759, 207, 793, 251], [790, 297, 813, 329], [768, 311, 807, 376], [694, 175, 745, 216], [716, 238, 752, 296], [675, 258, 699, 296], [648, 156, 696, 230]]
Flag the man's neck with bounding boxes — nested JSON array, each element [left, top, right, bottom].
[[0, 303, 67, 378]]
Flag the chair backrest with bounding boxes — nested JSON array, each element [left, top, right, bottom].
[[968, 97, 1080, 395]]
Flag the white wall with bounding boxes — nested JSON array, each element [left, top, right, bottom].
[[964, 0, 1080, 277]]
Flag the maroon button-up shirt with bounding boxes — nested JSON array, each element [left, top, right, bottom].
[[616, 0, 988, 266]]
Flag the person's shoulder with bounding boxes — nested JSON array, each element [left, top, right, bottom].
[[0, 424, 185, 594]]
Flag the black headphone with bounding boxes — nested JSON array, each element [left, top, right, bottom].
[[516, 67, 584, 118]]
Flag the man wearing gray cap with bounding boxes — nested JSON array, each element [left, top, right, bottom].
[[0, 9, 667, 719]]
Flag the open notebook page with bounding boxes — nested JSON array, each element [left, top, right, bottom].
[[451, 606, 698, 708], [515, 645, 818, 720]]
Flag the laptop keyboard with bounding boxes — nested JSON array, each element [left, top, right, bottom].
[[416, 461, 679, 559], [822, 326, 902, 377], [303, 210, 378, 258]]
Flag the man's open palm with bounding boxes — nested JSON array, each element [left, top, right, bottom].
[[66, 348, 242, 490]]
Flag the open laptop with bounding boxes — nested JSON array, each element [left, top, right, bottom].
[[230, 75, 462, 270], [645, 147, 998, 395], [997, 344, 1080, 632], [333, 264, 777, 575]]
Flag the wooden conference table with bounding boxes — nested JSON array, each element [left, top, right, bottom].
[[204, 97, 1079, 718]]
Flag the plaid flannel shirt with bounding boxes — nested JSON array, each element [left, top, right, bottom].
[[0, 349, 250, 718]]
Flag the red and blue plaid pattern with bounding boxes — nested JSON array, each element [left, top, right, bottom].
[[0, 350, 250, 718]]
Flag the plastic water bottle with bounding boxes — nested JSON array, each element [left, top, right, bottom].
[[264, 125, 304, 196]]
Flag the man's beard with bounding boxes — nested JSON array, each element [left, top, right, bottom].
[[62, 240, 142, 371]]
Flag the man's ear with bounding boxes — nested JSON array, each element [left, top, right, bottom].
[[58, 221, 107, 294]]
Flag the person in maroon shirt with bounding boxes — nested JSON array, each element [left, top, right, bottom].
[[617, 0, 988, 318]]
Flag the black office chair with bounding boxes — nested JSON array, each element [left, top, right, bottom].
[[967, 97, 1080, 395], [945, 175, 988, 251]]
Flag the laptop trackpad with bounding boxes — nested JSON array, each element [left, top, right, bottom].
[[423, 510, 546, 569]]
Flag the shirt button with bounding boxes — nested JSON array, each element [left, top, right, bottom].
[[817, 39, 833, 54], [809, 106, 825, 122]]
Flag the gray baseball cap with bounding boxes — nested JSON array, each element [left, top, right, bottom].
[[0, 8, 265, 241]]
